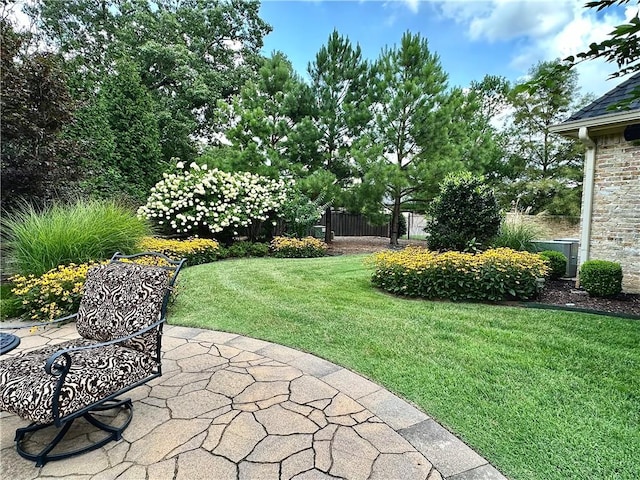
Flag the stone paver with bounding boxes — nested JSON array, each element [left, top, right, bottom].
[[0, 323, 506, 480], [399, 420, 490, 478]]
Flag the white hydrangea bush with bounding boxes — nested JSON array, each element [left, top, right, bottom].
[[137, 162, 289, 236]]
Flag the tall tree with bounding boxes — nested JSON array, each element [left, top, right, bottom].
[[214, 52, 321, 178], [60, 96, 121, 200], [308, 30, 371, 243], [101, 58, 163, 201], [355, 31, 453, 245], [27, 0, 272, 163], [451, 75, 511, 180], [506, 60, 586, 216], [0, 19, 78, 210]]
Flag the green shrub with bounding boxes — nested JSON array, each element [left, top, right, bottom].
[[0, 284, 22, 321], [138, 237, 219, 266], [3, 200, 150, 276], [425, 172, 502, 251], [370, 247, 549, 301], [579, 260, 623, 297], [539, 250, 568, 279], [246, 242, 270, 257], [225, 241, 269, 258], [280, 191, 325, 238], [226, 242, 249, 258], [492, 218, 543, 252], [271, 236, 328, 258], [397, 213, 407, 238]]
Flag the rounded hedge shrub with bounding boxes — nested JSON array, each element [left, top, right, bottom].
[[370, 246, 549, 301], [539, 250, 567, 279], [226, 241, 270, 258], [579, 260, 623, 297], [425, 172, 502, 252]]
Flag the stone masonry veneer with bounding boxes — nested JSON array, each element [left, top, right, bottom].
[[587, 133, 640, 293]]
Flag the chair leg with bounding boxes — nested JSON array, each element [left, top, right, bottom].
[[15, 398, 133, 467]]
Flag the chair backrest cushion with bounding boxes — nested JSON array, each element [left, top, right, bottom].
[[76, 262, 171, 354]]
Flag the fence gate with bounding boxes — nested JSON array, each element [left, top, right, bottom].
[[319, 211, 389, 237]]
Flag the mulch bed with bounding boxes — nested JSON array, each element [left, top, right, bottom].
[[535, 279, 640, 318], [328, 236, 640, 319]]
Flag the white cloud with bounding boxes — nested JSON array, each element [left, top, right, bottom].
[[434, 0, 636, 96], [404, 0, 421, 13]]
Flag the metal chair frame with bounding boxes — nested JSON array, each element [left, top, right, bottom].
[[2, 251, 185, 467]]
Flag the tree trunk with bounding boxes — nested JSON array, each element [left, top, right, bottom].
[[324, 206, 332, 244], [390, 196, 401, 246]]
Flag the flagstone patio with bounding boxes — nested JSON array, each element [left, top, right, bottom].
[[0, 323, 506, 480]]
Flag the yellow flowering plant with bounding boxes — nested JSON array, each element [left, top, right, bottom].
[[138, 237, 219, 265], [370, 246, 549, 301], [10, 262, 101, 322], [270, 236, 327, 258]]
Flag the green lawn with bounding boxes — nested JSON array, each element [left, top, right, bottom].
[[171, 255, 640, 480]]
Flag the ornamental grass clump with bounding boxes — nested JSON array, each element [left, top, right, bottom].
[[270, 236, 328, 258], [138, 237, 220, 265], [137, 162, 288, 239], [10, 262, 99, 322], [3, 200, 150, 276], [492, 215, 544, 252], [370, 246, 549, 301]]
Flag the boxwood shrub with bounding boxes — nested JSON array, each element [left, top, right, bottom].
[[579, 260, 623, 297], [539, 250, 568, 279], [370, 247, 549, 301]]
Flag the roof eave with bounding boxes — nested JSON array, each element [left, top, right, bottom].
[[550, 109, 640, 138]]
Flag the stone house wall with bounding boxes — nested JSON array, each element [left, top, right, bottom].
[[587, 133, 640, 293]]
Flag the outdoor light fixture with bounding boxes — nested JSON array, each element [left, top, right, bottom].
[[623, 124, 640, 141]]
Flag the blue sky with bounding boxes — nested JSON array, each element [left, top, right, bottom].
[[258, 0, 637, 98]]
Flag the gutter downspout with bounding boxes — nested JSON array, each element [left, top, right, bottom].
[[578, 126, 596, 287]]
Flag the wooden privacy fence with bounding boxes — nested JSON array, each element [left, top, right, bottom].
[[319, 211, 389, 237]]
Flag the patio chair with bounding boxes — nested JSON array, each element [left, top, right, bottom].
[[0, 252, 185, 467]]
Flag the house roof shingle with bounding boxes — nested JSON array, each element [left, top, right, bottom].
[[567, 72, 640, 122]]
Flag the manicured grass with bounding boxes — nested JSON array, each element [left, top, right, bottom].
[[171, 255, 640, 480]]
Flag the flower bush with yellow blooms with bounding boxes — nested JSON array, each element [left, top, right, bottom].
[[370, 246, 549, 301], [138, 237, 219, 265], [270, 236, 327, 258], [10, 262, 101, 322]]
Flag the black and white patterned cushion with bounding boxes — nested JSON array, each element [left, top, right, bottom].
[[76, 262, 170, 354], [0, 262, 170, 425], [0, 338, 158, 424]]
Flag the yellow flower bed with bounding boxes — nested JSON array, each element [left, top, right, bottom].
[[270, 236, 327, 258], [10, 262, 102, 322], [370, 247, 549, 301], [138, 236, 219, 265]]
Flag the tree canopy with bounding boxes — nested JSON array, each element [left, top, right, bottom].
[[308, 30, 371, 242], [355, 31, 453, 245]]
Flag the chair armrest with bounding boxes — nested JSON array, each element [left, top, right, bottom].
[[0, 313, 78, 331], [44, 317, 167, 375]]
